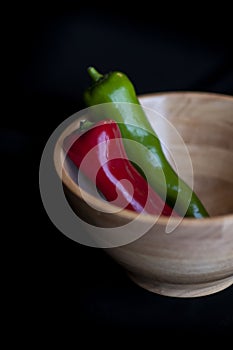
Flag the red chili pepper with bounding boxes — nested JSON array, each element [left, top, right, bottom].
[[63, 119, 179, 217]]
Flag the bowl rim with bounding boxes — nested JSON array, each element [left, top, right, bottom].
[[138, 90, 233, 102], [54, 91, 233, 226]]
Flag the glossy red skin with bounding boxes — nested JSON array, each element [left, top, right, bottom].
[[63, 120, 179, 217]]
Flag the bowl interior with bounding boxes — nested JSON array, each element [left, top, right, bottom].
[[139, 92, 233, 217]]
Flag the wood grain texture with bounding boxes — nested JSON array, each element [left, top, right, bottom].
[[54, 92, 233, 297]]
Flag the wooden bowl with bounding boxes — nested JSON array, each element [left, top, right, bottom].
[[54, 92, 233, 297]]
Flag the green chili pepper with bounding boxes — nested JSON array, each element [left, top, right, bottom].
[[83, 66, 209, 218]]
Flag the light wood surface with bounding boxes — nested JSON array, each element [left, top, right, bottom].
[[54, 91, 233, 297]]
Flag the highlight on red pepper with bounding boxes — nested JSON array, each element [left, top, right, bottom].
[[63, 119, 179, 217]]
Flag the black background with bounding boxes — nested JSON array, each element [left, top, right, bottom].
[[3, 2, 233, 341]]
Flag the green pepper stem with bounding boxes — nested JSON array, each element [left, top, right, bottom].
[[87, 66, 103, 82]]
